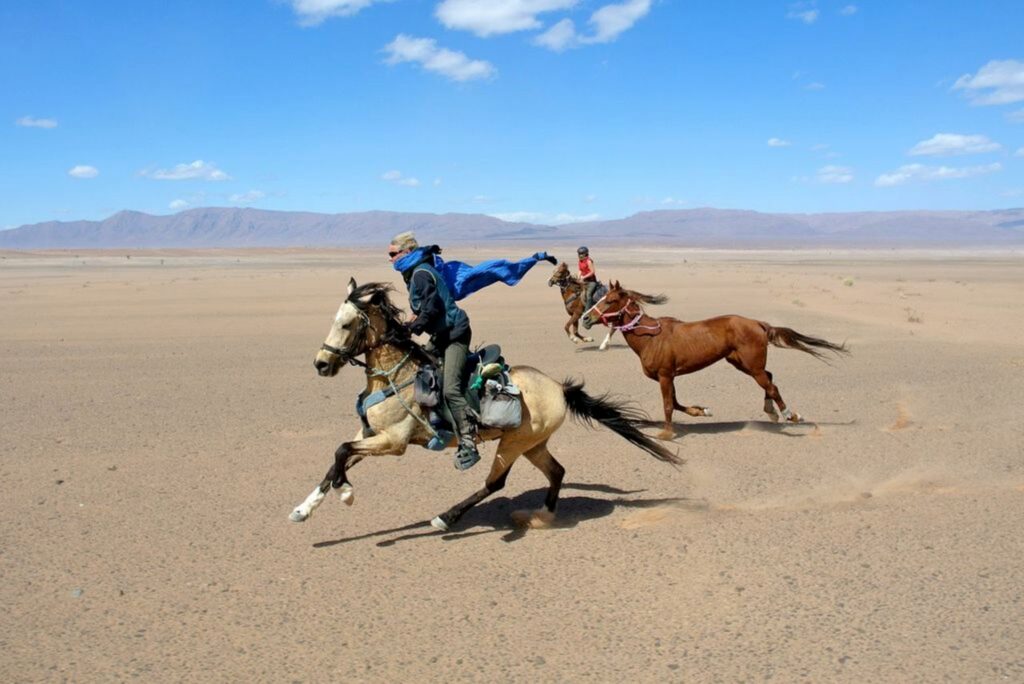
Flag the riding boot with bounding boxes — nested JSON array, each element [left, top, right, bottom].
[[454, 424, 480, 470]]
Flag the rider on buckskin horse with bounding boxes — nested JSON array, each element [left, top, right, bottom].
[[389, 231, 480, 471], [577, 246, 599, 310]]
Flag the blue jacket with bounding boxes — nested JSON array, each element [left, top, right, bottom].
[[399, 249, 470, 344]]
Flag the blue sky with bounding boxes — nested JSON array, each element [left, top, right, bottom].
[[2, 1, 1023, 229]]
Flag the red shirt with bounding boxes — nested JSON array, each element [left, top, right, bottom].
[[578, 257, 596, 281]]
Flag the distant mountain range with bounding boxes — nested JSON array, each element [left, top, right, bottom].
[[2, 207, 1023, 249]]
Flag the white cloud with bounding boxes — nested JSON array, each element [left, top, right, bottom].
[[953, 60, 1024, 106], [533, 0, 651, 51], [585, 0, 651, 43], [805, 82, 825, 91], [875, 162, 1002, 187], [288, 0, 381, 26], [169, 199, 189, 210], [584, 194, 597, 203], [383, 34, 495, 82], [839, 4, 858, 15], [554, 212, 600, 223], [1015, 147, 1024, 157], [229, 190, 266, 204], [489, 210, 599, 224], [535, 18, 577, 51], [144, 160, 230, 181], [1008, 108, 1024, 123], [767, 137, 792, 147], [909, 133, 1001, 156], [817, 165, 853, 184], [436, 0, 578, 37], [68, 165, 99, 179], [660, 197, 687, 206], [16, 116, 58, 129], [433, 178, 443, 186], [381, 170, 420, 187], [787, 2, 819, 24]]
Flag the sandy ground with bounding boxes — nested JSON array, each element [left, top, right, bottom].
[[2, 247, 1023, 682]]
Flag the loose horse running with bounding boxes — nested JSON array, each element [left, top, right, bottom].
[[582, 281, 848, 440], [290, 280, 680, 531], [548, 262, 615, 350]]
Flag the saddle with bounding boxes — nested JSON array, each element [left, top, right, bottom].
[[412, 344, 521, 445]]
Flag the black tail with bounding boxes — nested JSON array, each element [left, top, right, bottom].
[[763, 324, 849, 362], [562, 380, 683, 466]]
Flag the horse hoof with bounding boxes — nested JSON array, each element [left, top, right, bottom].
[[582, 337, 594, 343], [511, 509, 554, 529], [338, 484, 354, 505], [788, 413, 804, 423], [702, 407, 713, 417], [657, 430, 676, 441], [430, 516, 449, 531], [289, 509, 308, 523], [767, 412, 780, 423]]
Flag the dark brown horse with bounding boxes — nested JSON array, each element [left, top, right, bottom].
[[548, 262, 615, 350], [581, 281, 848, 440]]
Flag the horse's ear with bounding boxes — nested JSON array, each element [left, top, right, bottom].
[[612, 280, 620, 290], [347, 277, 357, 297]]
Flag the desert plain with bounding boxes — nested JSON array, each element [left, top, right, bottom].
[[1, 246, 1023, 682]]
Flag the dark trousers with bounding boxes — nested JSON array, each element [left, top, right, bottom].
[[583, 280, 598, 309], [441, 338, 472, 438]]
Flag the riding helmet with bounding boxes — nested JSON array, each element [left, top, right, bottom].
[[577, 246, 589, 256]]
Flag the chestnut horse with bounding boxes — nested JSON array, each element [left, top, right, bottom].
[[581, 282, 848, 440], [289, 279, 680, 532], [548, 262, 615, 350]]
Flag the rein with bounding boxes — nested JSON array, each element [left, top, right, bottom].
[[585, 295, 662, 334]]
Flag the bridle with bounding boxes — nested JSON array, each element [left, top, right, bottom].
[[319, 307, 373, 369], [584, 292, 662, 334]]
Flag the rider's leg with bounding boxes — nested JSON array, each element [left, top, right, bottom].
[[443, 337, 480, 470]]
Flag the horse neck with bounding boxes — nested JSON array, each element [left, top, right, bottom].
[[617, 309, 660, 352], [363, 339, 419, 393]]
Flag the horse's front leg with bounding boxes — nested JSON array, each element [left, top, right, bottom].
[[289, 429, 406, 522], [598, 326, 616, 351], [657, 374, 677, 440], [565, 314, 584, 344]]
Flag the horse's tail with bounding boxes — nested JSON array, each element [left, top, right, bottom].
[[561, 380, 683, 466], [762, 323, 849, 361]]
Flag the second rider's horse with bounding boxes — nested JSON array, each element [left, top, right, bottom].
[[548, 262, 615, 350], [582, 282, 848, 440], [290, 279, 680, 532]]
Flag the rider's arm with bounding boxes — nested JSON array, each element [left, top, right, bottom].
[[407, 270, 443, 335]]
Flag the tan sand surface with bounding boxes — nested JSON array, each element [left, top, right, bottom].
[[2, 247, 1023, 681]]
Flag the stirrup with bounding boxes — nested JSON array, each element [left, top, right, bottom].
[[454, 443, 480, 470]]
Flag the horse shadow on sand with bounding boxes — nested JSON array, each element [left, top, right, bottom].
[[312, 482, 708, 548], [636, 417, 858, 439]]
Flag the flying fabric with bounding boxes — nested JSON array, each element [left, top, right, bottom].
[[395, 245, 552, 301]]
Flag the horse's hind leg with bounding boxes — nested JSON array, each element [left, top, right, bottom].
[[511, 440, 565, 529], [430, 446, 519, 531], [726, 353, 801, 423], [669, 379, 712, 418]]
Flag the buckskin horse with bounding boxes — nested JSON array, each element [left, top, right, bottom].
[[289, 279, 680, 531], [548, 262, 615, 350], [581, 281, 848, 440]]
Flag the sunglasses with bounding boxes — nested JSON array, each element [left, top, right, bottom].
[[388, 250, 401, 258]]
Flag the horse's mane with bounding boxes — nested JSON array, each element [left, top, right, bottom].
[[625, 289, 668, 306], [348, 282, 404, 323]]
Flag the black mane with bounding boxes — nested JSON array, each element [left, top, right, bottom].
[[347, 282, 405, 323]]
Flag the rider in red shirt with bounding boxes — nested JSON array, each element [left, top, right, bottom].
[[577, 246, 598, 310]]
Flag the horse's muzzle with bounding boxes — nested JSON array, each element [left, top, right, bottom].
[[314, 357, 339, 377]]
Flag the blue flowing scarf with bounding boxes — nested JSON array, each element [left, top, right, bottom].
[[394, 247, 551, 301]]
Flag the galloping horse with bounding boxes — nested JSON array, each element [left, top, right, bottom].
[[290, 279, 680, 531], [582, 282, 848, 440], [548, 262, 615, 350]]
